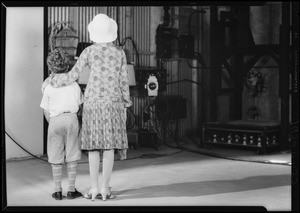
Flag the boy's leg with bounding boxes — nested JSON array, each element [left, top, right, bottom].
[[66, 161, 77, 192], [51, 164, 63, 192], [65, 113, 82, 199], [47, 116, 65, 200]]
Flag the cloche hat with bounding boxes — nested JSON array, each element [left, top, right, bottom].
[[88, 13, 118, 43]]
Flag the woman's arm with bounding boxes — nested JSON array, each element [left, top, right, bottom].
[[50, 48, 90, 88], [119, 50, 132, 108]]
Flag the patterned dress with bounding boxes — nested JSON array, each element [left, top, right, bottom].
[[49, 42, 132, 151]]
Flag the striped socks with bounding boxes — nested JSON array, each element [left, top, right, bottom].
[[51, 164, 63, 192], [67, 162, 77, 192]]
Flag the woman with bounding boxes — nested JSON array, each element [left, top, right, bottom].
[[42, 13, 132, 201]]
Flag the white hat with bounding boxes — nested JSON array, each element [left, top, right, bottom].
[[88, 14, 118, 43]]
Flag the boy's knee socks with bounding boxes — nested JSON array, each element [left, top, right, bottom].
[[51, 164, 63, 192], [67, 162, 77, 192]]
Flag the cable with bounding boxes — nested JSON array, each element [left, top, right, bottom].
[[166, 79, 203, 88], [5, 130, 183, 163], [119, 36, 140, 68], [116, 6, 121, 46], [5, 131, 48, 163], [6, 130, 291, 166], [188, 9, 206, 35], [186, 147, 292, 166]]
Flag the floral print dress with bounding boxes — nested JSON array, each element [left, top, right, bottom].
[[49, 43, 132, 151]]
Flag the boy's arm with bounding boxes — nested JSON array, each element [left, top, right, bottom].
[[43, 109, 50, 123]]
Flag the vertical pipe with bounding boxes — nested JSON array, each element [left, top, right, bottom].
[[118, 6, 122, 44], [198, 5, 204, 140], [141, 7, 143, 65], [63, 7, 66, 22], [147, 7, 151, 66], [138, 7, 142, 66], [53, 7, 56, 24], [79, 7, 82, 42], [146, 7, 149, 66], [133, 7, 136, 65], [279, 2, 291, 151], [84, 7, 87, 42], [291, 3, 299, 124], [122, 6, 125, 42], [145, 7, 148, 66], [137, 7, 140, 65], [57, 7, 59, 23], [80, 7, 83, 42], [62, 7, 65, 22], [44, 6, 49, 154], [125, 7, 133, 61], [82, 7, 84, 42], [290, 0, 299, 197], [191, 59, 198, 134], [48, 7, 50, 26], [57, 7, 60, 23], [143, 7, 145, 66], [210, 6, 218, 122], [81, 7, 84, 42]]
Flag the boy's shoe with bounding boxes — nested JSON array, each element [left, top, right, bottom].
[[52, 191, 63, 200], [67, 188, 83, 199]]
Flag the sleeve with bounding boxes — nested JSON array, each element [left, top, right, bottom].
[[40, 89, 49, 110], [41, 76, 51, 94], [119, 50, 132, 108], [50, 48, 90, 88]]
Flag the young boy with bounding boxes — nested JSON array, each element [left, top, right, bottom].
[[40, 48, 84, 200]]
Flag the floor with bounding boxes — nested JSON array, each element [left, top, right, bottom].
[[5, 137, 292, 211]]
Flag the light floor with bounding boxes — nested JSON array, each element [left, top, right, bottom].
[[5, 139, 292, 211]]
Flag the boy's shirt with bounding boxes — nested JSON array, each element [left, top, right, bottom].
[[40, 82, 84, 118]]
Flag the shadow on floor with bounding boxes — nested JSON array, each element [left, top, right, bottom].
[[112, 174, 291, 201]]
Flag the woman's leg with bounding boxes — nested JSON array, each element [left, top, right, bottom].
[[101, 149, 114, 188], [100, 149, 115, 200], [88, 150, 100, 190]]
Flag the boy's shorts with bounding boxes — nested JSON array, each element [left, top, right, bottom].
[[47, 113, 81, 164]]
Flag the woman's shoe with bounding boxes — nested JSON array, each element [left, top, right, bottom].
[[100, 187, 116, 201], [83, 187, 99, 201]]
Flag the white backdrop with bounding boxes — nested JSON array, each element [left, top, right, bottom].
[[5, 7, 44, 159]]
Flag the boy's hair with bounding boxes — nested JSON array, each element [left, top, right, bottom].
[[47, 48, 70, 74]]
